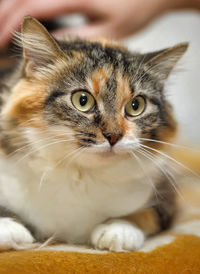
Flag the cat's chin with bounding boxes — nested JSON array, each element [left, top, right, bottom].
[[74, 148, 130, 168], [72, 140, 138, 167], [86, 146, 127, 158], [96, 150, 116, 158]]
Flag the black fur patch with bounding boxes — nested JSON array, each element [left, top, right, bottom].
[[80, 138, 96, 144], [79, 132, 96, 138], [151, 177, 176, 231], [102, 71, 117, 115], [46, 90, 66, 105]]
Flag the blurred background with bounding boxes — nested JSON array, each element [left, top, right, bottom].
[[0, 5, 199, 145]]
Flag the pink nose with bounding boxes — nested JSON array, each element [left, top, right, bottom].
[[103, 132, 122, 146]]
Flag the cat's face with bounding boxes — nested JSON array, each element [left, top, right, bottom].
[[1, 17, 187, 167], [43, 63, 173, 159]]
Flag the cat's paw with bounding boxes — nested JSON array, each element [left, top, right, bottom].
[[91, 219, 145, 252], [0, 218, 35, 251]]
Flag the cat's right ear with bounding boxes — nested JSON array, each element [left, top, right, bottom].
[[141, 43, 188, 85], [19, 16, 63, 77]]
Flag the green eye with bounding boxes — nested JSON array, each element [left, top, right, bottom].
[[71, 91, 95, 112], [125, 96, 145, 117]]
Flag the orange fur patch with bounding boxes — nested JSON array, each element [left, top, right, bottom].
[[91, 77, 99, 95], [125, 208, 160, 235], [2, 79, 47, 129], [115, 72, 131, 109], [91, 68, 109, 95], [119, 115, 132, 136]]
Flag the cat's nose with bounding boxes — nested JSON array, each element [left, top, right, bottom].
[[103, 132, 122, 146]]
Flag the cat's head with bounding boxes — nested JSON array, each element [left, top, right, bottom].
[[1, 17, 188, 167]]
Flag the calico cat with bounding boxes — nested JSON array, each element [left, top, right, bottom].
[[0, 16, 188, 252]]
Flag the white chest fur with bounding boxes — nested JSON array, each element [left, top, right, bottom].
[[0, 155, 155, 244]]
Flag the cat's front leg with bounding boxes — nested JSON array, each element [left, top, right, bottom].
[[91, 219, 145, 252], [0, 206, 35, 251], [91, 178, 176, 252]]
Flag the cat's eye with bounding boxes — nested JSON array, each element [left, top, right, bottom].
[[71, 91, 95, 112], [125, 96, 146, 117]]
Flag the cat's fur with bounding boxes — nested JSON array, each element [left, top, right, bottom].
[[0, 16, 188, 251]]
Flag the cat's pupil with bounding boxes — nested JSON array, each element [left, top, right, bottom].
[[79, 94, 88, 106], [132, 99, 139, 111]]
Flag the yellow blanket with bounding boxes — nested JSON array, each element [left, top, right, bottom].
[[0, 235, 199, 274]]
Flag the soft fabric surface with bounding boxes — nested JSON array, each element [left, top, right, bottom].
[[0, 235, 200, 274]]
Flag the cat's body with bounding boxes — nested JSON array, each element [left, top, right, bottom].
[[0, 17, 187, 251], [0, 148, 154, 244]]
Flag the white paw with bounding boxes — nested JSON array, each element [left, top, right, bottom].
[[0, 218, 35, 251], [91, 219, 145, 252]]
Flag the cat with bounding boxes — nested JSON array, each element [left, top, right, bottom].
[[0, 16, 188, 252]]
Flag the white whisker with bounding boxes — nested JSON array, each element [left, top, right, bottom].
[[139, 137, 197, 151], [65, 147, 87, 167], [137, 147, 184, 200], [39, 169, 49, 191], [7, 133, 75, 158], [37, 234, 55, 250], [15, 138, 77, 164], [130, 151, 159, 198], [55, 146, 85, 167], [38, 146, 87, 191], [139, 143, 200, 179]]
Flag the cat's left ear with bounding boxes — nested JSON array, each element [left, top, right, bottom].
[[143, 43, 188, 84], [20, 16, 63, 77]]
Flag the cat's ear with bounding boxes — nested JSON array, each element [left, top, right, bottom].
[[20, 16, 63, 77], [144, 43, 188, 84]]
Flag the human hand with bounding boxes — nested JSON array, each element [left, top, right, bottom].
[[53, 0, 170, 40], [0, 0, 82, 46], [0, 0, 198, 47]]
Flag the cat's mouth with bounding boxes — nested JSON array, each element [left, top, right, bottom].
[[85, 139, 139, 158], [85, 143, 118, 158]]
